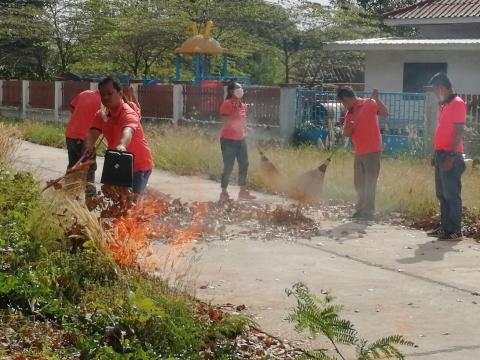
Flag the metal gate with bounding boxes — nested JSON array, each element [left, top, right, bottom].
[[295, 89, 427, 155]]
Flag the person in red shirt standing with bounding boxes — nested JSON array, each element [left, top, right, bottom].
[[219, 82, 255, 202], [65, 89, 101, 196], [123, 85, 142, 117], [429, 73, 466, 241], [338, 87, 389, 220], [83, 77, 153, 195]]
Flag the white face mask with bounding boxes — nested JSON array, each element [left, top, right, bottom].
[[233, 88, 244, 99]]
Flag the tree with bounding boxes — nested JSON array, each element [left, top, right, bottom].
[[355, 0, 417, 15], [252, 1, 328, 83], [292, 0, 385, 85], [43, 0, 84, 74], [0, 0, 53, 78]]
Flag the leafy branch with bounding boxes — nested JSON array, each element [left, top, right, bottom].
[[286, 283, 415, 360]]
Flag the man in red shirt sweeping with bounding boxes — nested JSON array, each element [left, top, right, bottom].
[[65, 89, 101, 196], [83, 77, 153, 195], [429, 73, 466, 241], [338, 87, 389, 220]]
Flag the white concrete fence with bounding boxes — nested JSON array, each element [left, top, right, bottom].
[[0, 79, 299, 142]]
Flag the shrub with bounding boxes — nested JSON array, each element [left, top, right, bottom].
[[286, 283, 415, 360]]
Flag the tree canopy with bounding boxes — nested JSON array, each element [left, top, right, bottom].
[[0, 0, 395, 83]]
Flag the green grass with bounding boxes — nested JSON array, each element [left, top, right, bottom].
[[3, 118, 480, 219], [1, 117, 65, 148], [0, 158, 249, 358]]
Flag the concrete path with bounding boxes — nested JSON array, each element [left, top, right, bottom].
[[14, 141, 480, 360]]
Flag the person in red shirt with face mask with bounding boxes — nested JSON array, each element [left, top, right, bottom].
[[219, 82, 255, 202], [338, 87, 389, 221], [83, 77, 153, 195]]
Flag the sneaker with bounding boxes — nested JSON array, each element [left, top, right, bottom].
[[427, 227, 444, 238], [238, 189, 256, 201], [438, 232, 463, 241]]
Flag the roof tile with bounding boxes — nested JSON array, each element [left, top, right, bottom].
[[385, 0, 480, 20]]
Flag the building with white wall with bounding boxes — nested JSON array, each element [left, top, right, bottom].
[[326, 0, 480, 94]]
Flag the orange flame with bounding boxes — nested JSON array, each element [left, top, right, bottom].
[[171, 202, 209, 245], [103, 196, 209, 269]]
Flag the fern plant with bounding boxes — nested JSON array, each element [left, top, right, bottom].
[[286, 283, 415, 360]]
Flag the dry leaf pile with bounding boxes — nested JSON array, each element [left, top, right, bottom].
[[410, 207, 480, 240], [197, 303, 305, 360]]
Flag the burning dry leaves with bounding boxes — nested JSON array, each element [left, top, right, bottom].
[[57, 183, 322, 272]]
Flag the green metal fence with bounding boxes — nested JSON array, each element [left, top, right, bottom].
[[295, 89, 426, 155]]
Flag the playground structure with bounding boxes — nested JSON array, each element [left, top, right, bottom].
[[175, 21, 250, 86]]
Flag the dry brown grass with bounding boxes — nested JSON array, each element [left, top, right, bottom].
[[147, 125, 480, 218], [3, 119, 479, 219], [0, 124, 19, 166]]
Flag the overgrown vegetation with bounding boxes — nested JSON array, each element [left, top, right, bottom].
[[0, 123, 18, 166], [0, 137, 249, 358], [5, 118, 480, 219], [286, 283, 415, 360]]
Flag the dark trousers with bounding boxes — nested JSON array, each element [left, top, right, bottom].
[[354, 152, 381, 216], [132, 170, 152, 194], [435, 151, 465, 235], [66, 138, 97, 195], [221, 139, 249, 190]]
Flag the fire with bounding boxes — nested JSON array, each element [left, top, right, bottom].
[[107, 198, 167, 267], [92, 189, 209, 270], [171, 202, 209, 245]]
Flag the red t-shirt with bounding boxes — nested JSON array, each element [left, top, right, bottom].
[[126, 101, 141, 117], [65, 90, 101, 140], [91, 101, 153, 172], [344, 98, 382, 156], [434, 96, 466, 152], [219, 98, 247, 140]]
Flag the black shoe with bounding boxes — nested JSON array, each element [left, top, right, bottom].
[[361, 213, 376, 222], [438, 232, 463, 241], [427, 227, 444, 238], [350, 211, 363, 219]]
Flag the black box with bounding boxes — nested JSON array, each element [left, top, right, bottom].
[[101, 150, 134, 188]]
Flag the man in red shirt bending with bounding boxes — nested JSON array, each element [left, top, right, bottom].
[[65, 89, 101, 196], [83, 77, 153, 195], [429, 73, 466, 241], [338, 87, 389, 220]]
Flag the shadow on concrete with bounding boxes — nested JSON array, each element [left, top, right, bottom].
[[327, 221, 372, 243], [397, 240, 459, 264], [408, 344, 480, 357]]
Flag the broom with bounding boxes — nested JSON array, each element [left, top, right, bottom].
[[42, 136, 105, 192], [257, 145, 282, 190], [288, 145, 342, 204]]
